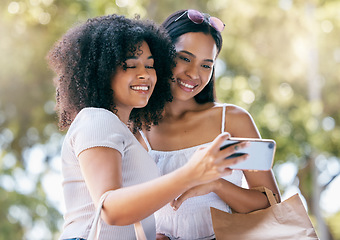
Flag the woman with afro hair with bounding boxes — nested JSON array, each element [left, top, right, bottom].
[[47, 14, 247, 240]]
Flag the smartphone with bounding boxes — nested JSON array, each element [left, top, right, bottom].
[[220, 137, 276, 171]]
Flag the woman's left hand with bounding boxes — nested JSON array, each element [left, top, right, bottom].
[[170, 181, 218, 210]]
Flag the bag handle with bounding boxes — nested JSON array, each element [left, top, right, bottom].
[[134, 221, 147, 239], [252, 186, 278, 206], [88, 191, 147, 240]]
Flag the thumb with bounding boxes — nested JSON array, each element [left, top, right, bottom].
[[171, 193, 190, 210]]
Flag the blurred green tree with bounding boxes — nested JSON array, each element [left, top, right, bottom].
[[0, 0, 339, 239]]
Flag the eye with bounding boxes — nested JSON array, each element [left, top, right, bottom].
[[145, 59, 155, 69], [125, 65, 136, 69], [178, 55, 190, 62], [124, 59, 137, 69], [202, 64, 212, 69]]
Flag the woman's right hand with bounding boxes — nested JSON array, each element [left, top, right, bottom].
[[156, 233, 170, 240], [183, 132, 249, 186]]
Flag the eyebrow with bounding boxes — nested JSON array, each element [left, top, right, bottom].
[[178, 50, 214, 63]]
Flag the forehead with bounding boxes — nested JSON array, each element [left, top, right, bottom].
[[126, 41, 152, 58], [175, 32, 218, 59]]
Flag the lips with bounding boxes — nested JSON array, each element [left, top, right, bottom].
[[130, 85, 149, 91], [177, 79, 198, 92]]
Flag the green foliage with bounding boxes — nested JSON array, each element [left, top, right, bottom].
[[327, 211, 340, 239], [1, 0, 339, 239], [0, 186, 61, 239]]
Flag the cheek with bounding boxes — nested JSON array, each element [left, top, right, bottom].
[[150, 71, 157, 84], [173, 62, 185, 76], [202, 69, 213, 84], [148, 71, 157, 93]]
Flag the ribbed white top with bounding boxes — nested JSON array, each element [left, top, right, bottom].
[[59, 108, 160, 240]]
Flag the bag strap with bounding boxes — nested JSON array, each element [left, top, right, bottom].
[[252, 186, 278, 206], [134, 221, 147, 239], [88, 190, 147, 240]]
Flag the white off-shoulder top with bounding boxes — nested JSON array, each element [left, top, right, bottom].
[[139, 104, 244, 240]]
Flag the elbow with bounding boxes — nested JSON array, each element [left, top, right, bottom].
[[233, 204, 269, 214], [101, 211, 137, 226], [101, 213, 120, 226], [232, 205, 259, 214], [232, 198, 271, 214]]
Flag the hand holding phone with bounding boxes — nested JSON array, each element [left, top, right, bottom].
[[220, 138, 276, 171]]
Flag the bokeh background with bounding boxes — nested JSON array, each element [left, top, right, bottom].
[[1, 0, 339, 239]]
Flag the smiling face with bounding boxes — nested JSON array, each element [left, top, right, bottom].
[[171, 32, 218, 101], [111, 41, 156, 114]]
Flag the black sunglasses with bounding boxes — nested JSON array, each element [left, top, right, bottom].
[[174, 9, 225, 32]]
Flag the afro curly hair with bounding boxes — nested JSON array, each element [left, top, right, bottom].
[[47, 14, 175, 131]]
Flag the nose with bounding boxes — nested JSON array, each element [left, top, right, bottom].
[[185, 63, 199, 80], [137, 65, 149, 80]]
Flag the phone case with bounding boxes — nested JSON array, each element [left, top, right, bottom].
[[220, 138, 276, 171]]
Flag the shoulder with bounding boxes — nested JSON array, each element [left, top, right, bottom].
[[211, 103, 251, 121], [74, 107, 120, 126], [220, 104, 260, 138], [225, 104, 252, 120], [70, 107, 127, 136], [76, 107, 118, 120], [67, 108, 128, 156]]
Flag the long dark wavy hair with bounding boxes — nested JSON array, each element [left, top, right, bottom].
[[47, 14, 175, 131], [162, 9, 223, 104]]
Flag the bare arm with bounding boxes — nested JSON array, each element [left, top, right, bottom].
[[212, 175, 279, 213], [228, 106, 281, 202], [172, 106, 281, 213], [171, 175, 276, 213], [79, 132, 248, 226]]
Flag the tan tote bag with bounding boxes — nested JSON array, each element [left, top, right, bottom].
[[211, 187, 319, 240], [88, 191, 147, 240]]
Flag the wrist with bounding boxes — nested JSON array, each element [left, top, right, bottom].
[[212, 178, 224, 193], [173, 164, 197, 190]]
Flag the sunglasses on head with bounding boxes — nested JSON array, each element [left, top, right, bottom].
[[174, 9, 225, 32]]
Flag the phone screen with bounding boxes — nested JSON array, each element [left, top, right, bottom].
[[220, 138, 276, 170]]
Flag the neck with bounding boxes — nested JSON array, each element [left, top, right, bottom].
[[115, 106, 132, 124], [164, 97, 209, 119]]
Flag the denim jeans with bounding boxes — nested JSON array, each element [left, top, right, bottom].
[[64, 238, 86, 240]]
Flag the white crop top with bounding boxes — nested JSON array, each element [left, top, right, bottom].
[[139, 104, 244, 240]]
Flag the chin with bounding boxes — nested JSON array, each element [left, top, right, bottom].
[[134, 102, 149, 109], [174, 91, 195, 100]]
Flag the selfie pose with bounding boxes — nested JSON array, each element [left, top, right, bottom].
[[47, 14, 248, 240], [137, 9, 282, 240]]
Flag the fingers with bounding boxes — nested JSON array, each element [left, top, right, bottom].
[[171, 182, 219, 210], [207, 132, 249, 158], [186, 133, 250, 185], [171, 199, 180, 211], [170, 199, 176, 209], [219, 141, 250, 161], [217, 154, 248, 174], [216, 140, 251, 174], [170, 198, 179, 210], [171, 192, 190, 210], [208, 132, 231, 153]]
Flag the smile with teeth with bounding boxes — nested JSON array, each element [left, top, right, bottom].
[[130, 86, 149, 91], [178, 80, 196, 89]]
